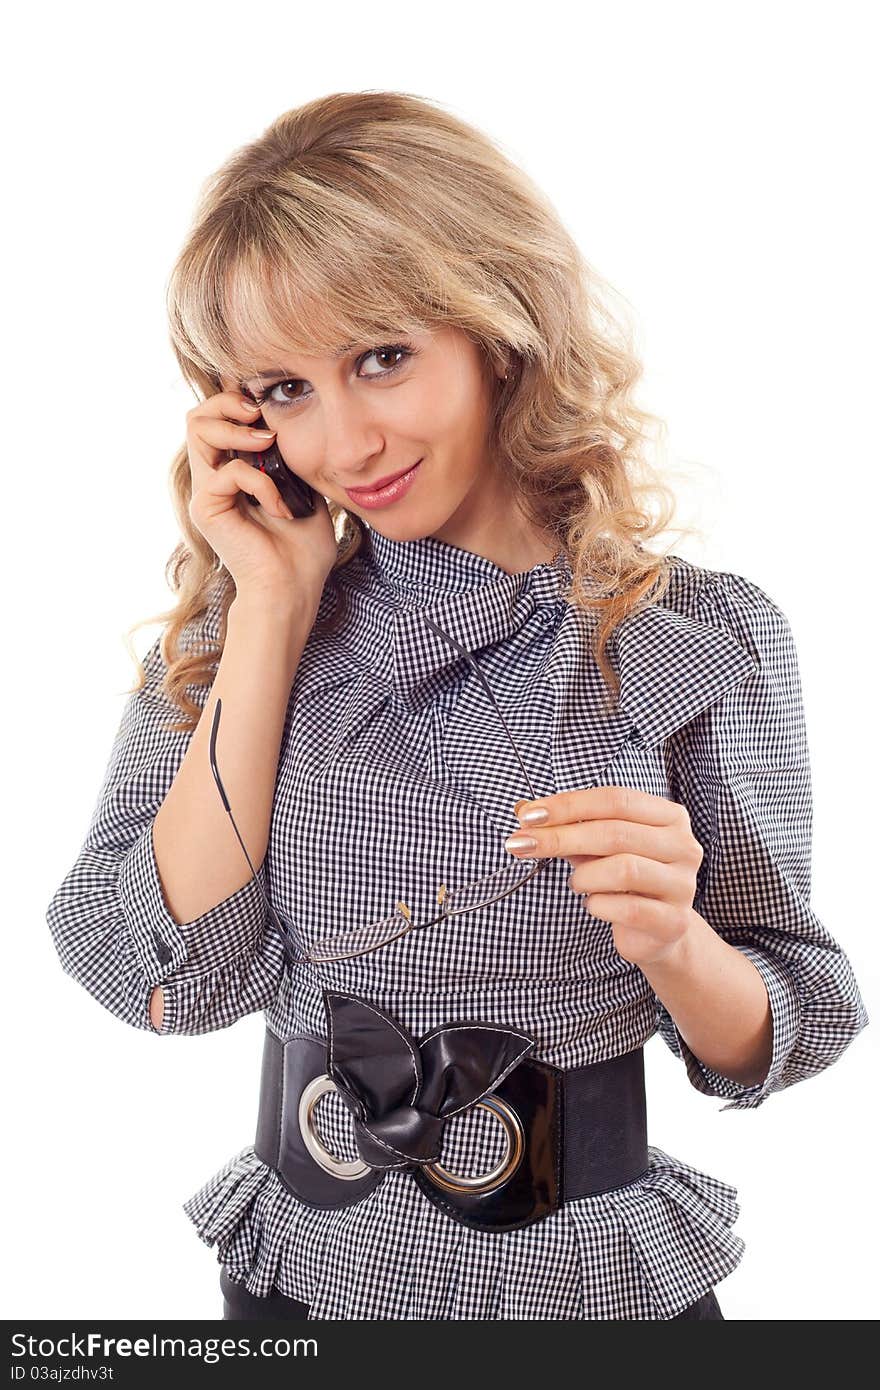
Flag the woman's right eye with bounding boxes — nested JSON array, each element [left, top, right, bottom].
[[264, 380, 307, 409]]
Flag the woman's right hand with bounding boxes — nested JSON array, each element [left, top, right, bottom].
[[185, 389, 339, 602]]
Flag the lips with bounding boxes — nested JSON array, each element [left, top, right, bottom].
[[345, 463, 420, 494]]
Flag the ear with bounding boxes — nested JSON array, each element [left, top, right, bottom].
[[483, 345, 511, 384]]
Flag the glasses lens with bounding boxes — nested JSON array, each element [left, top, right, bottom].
[[305, 906, 413, 963], [441, 856, 543, 915]]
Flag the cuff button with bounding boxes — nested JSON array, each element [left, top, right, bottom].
[[153, 933, 173, 966]]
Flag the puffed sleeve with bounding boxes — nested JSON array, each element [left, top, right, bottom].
[[46, 591, 288, 1036], [655, 570, 869, 1110]]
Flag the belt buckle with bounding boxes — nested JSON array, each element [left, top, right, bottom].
[[299, 1075, 526, 1193], [270, 1012, 563, 1232]]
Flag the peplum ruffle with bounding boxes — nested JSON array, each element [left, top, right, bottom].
[[182, 1142, 744, 1320]]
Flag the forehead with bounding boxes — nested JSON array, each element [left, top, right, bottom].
[[217, 269, 346, 367], [215, 266, 453, 386]]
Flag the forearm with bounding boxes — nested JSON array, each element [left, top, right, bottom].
[[147, 591, 320, 1031], [641, 910, 774, 1086], [152, 592, 319, 923]]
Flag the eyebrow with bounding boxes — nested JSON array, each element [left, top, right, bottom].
[[240, 343, 356, 391]]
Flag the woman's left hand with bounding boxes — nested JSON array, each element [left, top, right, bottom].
[[506, 787, 705, 969]]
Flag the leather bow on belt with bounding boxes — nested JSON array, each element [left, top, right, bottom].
[[322, 988, 536, 1170], [254, 988, 645, 1231]]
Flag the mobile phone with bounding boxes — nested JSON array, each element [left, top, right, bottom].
[[236, 396, 316, 518]]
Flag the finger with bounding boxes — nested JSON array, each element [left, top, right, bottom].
[[210, 385, 264, 421], [505, 817, 683, 865], [566, 853, 693, 904], [515, 785, 680, 829], [185, 392, 272, 486], [196, 418, 276, 458], [588, 892, 689, 942], [190, 457, 292, 520]]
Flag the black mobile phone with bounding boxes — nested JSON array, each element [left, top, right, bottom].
[[236, 396, 316, 518]]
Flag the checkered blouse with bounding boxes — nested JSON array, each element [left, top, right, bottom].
[[46, 526, 869, 1319]]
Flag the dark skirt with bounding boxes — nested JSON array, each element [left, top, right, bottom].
[[219, 1265, 724, 1321]]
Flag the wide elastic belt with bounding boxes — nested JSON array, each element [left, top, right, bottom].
[[254, 988, 650, 1234]]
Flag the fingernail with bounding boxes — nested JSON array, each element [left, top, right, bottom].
[[518, 807, 549, 826], [504, 834, 538, 852]]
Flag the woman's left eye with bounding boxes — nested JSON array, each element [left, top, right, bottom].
[[262, 343, 415, 411]]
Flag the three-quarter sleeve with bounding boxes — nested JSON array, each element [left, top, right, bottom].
[[46, 593, 287, 1036], [654, 571, 869, 1110]]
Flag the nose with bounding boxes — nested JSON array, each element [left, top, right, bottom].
[[319, 392, 386, 484]]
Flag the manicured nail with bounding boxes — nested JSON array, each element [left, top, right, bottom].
[[518, 807, 549, 825], [505, 834, 538, 853]]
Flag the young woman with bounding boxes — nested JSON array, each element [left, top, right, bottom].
[[46, 90, 868, 1321]]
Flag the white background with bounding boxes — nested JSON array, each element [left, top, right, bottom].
[[4, 0, 877, 1321]]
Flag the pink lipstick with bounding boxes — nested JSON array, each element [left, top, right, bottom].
[[344, 460, 422, 510]]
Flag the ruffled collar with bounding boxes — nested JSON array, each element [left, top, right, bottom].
[[363, 525, 573, 603], [301, 536, 759, 831], [323, 525, 575, 710]]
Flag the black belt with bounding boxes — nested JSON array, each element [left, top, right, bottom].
[[254, 987, 650, 1234]]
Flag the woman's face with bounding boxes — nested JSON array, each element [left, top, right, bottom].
[[226, 325, 556, 567]]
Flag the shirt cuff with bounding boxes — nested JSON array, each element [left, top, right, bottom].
[[117, 817, 269, 985], [145, 979, 178, 1036], [665, 945, 803, 1112]]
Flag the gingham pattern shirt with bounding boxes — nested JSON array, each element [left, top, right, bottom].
[[46, 527, 869, 1319]]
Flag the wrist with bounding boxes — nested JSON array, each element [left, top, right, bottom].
[[639, 908, 712, 982], [230, 584, 324, 625]]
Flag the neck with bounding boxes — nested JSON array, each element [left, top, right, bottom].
[[426, 476, 560, 576]]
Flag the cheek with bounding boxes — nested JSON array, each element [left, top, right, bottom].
[[407, 372, 492, 446]]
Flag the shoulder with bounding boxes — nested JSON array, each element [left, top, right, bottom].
[[652, 556, 807, 761], [657, 554, 795, 659]]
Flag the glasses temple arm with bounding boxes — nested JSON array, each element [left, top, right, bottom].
[[418, 613, 538, 802], [208, 698, 304, 963]]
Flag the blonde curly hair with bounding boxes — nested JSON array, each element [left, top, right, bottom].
[[123, 89, 699, 733]]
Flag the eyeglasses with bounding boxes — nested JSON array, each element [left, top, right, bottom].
[[208, 610, 550, 964]]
